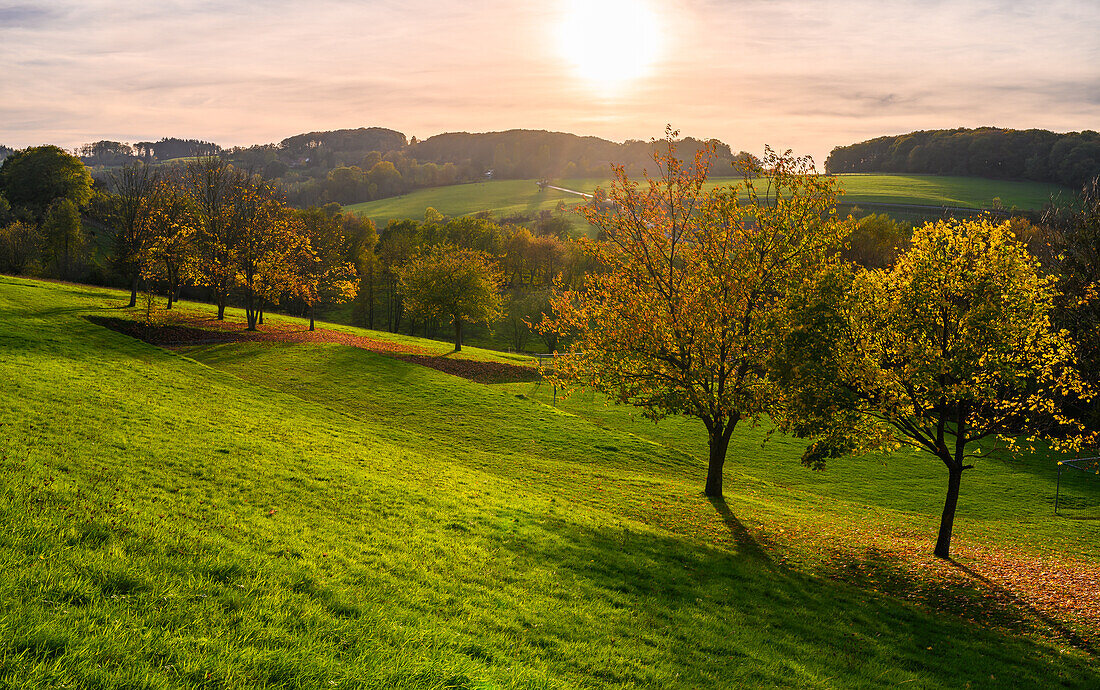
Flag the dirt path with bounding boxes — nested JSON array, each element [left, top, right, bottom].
[[90, 314, 539, 384]]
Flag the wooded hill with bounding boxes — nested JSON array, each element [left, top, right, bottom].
[[62, 128, 749, 208], [825, 127, 1100, 189]]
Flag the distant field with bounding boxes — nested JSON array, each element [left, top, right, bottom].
[[345, 174, 1068, 227]]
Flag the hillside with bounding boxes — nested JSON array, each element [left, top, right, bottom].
[[345, 174, 1065, 228], [1, 276, 1097, 687], [826, 128, 1100, 189]]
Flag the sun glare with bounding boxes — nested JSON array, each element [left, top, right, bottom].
[[558, 0, 662, 95]]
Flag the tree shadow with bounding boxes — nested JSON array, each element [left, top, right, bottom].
[[815, 546, 1095, 654], [949, 559, 1096, 653], [707, 496, 773, 565], [486, 514, 1098, 686]]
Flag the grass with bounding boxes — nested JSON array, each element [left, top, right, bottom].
[[1, 274, 1098, 688], [344, 175, 1067, 228]]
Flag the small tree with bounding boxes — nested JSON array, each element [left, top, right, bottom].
[[0, 220, 41, 274], [108, 163, 161, 306], [234, 180, 295, 331], [778, 218, 1092, 559], [41, 198, 84, 279], [542, 133, 849, 497], [398, 245, 503, 351], [293, 208, 358, 331], [185, 156, 242, 320], [144, 183, 197, 309]]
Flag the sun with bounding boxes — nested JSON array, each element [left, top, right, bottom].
[[557, 0, 662, 94]]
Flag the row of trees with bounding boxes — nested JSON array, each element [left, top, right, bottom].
[[0, 143, 575, 347], [108, 157, 364, 330], [543, 133, 1097, 559], [825, 127, 1100, 189], [0, 146, 364, 329]]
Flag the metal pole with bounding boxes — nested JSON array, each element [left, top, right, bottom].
[[1056, 461, 1062, 515]]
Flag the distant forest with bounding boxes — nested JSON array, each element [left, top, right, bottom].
[[33, 128, 750, 208], [825, 127, 1100, 189]]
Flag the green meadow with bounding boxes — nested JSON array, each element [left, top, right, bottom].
[[344, 175, 1066, 228], [1, 275, 1097, 688]]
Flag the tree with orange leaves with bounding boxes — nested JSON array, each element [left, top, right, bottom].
[[541, 130, 851, 497]]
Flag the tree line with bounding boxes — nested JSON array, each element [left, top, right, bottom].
[[825, 127, 1100, 189]]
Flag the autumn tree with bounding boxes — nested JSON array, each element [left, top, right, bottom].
[[541, 134, 850, 497], [778, 218, 1092, 559], [234, 180, 296, 330], [398, 245, 503, 351], [185, 156, 242, 320], [293, 207, 358, 331], [144, 183, 197, 309], [108, 163, 161, 306]]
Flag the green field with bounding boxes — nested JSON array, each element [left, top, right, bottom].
[[344, 175, 1068, 228], [1, 275, 1097, 688]]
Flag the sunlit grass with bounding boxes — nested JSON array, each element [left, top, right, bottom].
[[1, 274, 1096, 688], [343, 175, 1066, 230]]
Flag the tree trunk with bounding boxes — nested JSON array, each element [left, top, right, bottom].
[[128, 273, 139, 308], [934, 465, 964, 559], [454, 318, 463, 352], [704, 419, 738, 497], [258, 303, 264, 325], [309, 304, 315, 332], [217, 299, 226, 320], [367, 271, 375, 329]]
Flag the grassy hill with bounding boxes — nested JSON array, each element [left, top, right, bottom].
[[344, 175, 1067, 228], [1, 275, 1097, 688]]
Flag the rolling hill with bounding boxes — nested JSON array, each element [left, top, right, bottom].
[[0, 275, 1096, 688]]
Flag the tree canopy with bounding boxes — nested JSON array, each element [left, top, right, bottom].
[[0, 145, 93, 221], [778, 217, 1092, 558], [398, 245, 503, 351], [543, 135, 850, 497]]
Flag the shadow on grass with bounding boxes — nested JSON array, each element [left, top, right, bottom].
[[708, 496, 772, 565], [493, 515, 1098, 687]]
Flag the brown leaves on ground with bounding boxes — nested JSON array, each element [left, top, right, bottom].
[[634, 493, 1098, 651], [89, 313, 537, 384]]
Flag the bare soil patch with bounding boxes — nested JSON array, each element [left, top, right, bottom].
[[90, 313, 538, 384]]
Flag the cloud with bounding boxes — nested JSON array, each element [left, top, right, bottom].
[[0, 0, 1097, 163]]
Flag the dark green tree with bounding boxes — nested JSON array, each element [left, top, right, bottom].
[[0, 145, 93, 221], [41, 198, 84, 279], [398, 245, 503, 351]]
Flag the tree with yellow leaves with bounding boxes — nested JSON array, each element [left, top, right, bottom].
[[541, 131, 851, 498], [778, 218, 1093, 558]]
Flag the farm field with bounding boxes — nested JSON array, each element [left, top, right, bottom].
[[344, 174, 1067, 228], [1, 275, 1098, 688]]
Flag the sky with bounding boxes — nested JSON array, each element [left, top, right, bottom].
[[1, 0, 1098, 166]]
